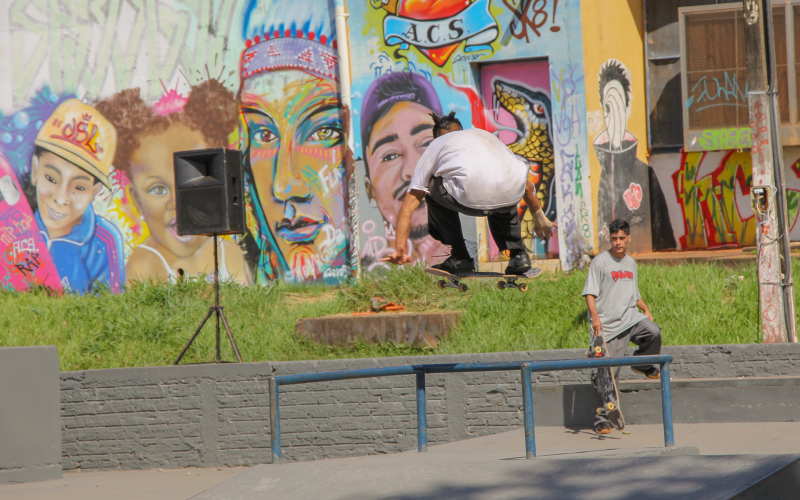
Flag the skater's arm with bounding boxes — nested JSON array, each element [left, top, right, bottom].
[[523, 181, 556, 240], [382, 189, 425, 265], [637, 298, 654, 322], [586, 294, 603, 337]]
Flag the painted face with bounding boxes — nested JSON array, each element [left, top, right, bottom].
[[366, 101, 434, 233], [32, 151, 101, 239], [128, 124, 208, 258], [241, 70, 346, 281]]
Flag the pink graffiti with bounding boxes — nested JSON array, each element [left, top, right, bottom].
[[749, 101, 769, 168], [623, 182, 643, 210]]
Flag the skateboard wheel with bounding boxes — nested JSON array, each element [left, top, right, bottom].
[[595, 346, 602, 354], [437, 280, 446, 290], [497, 281, 505, 290], [518, 283, 528, 292], [607, 402, 615, 411], [596, 408, 603, 415], [458, 283, 468, 293]]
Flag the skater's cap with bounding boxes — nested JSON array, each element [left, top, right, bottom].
[[35, 99, 117, 189]]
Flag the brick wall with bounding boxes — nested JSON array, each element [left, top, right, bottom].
[[60, 344, 800, 470]]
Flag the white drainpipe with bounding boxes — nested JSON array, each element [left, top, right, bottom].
[[334, 0, 361, 280]]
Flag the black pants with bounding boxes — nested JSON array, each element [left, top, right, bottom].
[[426, 177, 525, 259]]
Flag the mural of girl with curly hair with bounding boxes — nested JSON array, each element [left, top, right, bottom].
[[97, 80, 250, 284]]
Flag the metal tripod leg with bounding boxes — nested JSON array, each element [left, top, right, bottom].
[[174, 307, 214, 365], [173, 234, 243, 365], [219, 306, 243, 363]]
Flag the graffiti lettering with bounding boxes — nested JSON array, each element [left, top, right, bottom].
[[503, 0, 561, 43], [697, 127, 751, 151], [550, 65, 590, 269], [360, 220, 391, 272], [685, 73, 747, 118], [749, 101, 769, 166], [667, 151, 800, 249], [8, 0, 239, 106], [382, 0, 499, 67]]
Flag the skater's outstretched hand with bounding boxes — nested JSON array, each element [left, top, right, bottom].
[[382, 250, 413, 265]]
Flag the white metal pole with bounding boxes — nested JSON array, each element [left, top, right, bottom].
[[334, 0, 361, 280]]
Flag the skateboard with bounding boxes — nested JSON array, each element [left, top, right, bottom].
[[425, 267, 542, 293], [587, 332, 625, 431]]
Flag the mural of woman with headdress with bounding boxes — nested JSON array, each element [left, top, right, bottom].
[[97, 80, 250, 285], [238, 2, 350, 284]]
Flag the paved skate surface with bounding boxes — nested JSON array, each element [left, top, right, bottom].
[[194, 454, 798, 500], [5, 422, 800, 500]]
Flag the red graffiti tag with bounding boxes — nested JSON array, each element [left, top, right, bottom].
[[611, 270, 633, 282]]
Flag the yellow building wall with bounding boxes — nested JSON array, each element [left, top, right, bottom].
[[580, 0, 649, 252]]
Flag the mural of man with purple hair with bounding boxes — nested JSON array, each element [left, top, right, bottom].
[[238, 2, 350, 284], [360, 72, 448, 266]]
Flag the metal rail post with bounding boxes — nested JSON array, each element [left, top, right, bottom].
[[269, 376, 281, 463], [521, 363, 536, 459], [416, 372, 427, 452], [660, 363, 674, 447]]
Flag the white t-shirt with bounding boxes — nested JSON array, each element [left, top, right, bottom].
[[407, 128, 528, 210]]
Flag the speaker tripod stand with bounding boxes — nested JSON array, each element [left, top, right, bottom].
[[174, 234, 243, 364]]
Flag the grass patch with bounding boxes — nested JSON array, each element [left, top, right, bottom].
[[0, 261, 779, 371]]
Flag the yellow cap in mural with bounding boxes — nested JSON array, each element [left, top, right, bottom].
[[34, 99, 117, 189]]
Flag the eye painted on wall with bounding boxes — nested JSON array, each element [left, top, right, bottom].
[[305, 122, 343, 146], [45, 174, 57, 184], [75, 185, 86, 191], [252, 127, 279, 145], [533, 103, 546, 117], [308, 125, 342, 143], [381, 152, 401, 163], [147, 184, 168, 196]]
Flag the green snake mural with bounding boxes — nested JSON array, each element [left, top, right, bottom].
[[492, 80, 555, 221]]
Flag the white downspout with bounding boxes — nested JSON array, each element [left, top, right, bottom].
[[334, 0, 361, 280]]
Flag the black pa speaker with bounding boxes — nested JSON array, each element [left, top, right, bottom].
[[173, 148, 245, 236]]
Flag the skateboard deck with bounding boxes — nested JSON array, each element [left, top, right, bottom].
[[425, 267, 542, 292], [587, 333, 625, 431]]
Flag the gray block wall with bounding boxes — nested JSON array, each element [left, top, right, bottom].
[[60, 344, 800, 470], [0, 346, 62, 485]]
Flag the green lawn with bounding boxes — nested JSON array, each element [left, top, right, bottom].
[[0, 260, 774, 371]]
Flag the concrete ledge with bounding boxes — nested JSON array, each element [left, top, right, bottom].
[[295, 311, 462, 347], [58, 344, 800, 470], [1, 346, 62, 485], [530, 376, 800, 427]]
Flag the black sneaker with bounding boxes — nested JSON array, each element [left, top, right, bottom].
[[432, 256, 475, 274], [631, 366, 661, 379], [504, 251, 531, 275]]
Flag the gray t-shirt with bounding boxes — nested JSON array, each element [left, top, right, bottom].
[[582, 251, 647, 340]]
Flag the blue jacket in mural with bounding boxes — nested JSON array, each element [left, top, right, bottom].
[[35, 206, 124, 293]]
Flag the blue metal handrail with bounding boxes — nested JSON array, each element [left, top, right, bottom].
[[269, 355, 674, 463]]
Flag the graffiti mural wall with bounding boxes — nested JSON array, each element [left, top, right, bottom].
[[649, 149, 800, 250], [0, 0, 603, 292], [0, 0, 353, 291], [349, 0, 595, 271]]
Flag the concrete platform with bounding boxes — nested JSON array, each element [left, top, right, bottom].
[[193, 453, 798, 500], [6, 423, 800, 500]]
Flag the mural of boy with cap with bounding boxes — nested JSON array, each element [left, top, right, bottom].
[[31, 99, 124, 293]]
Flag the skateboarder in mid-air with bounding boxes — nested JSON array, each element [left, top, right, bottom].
[[583, 219, 663, 435], [382, 111, 555, 273]]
